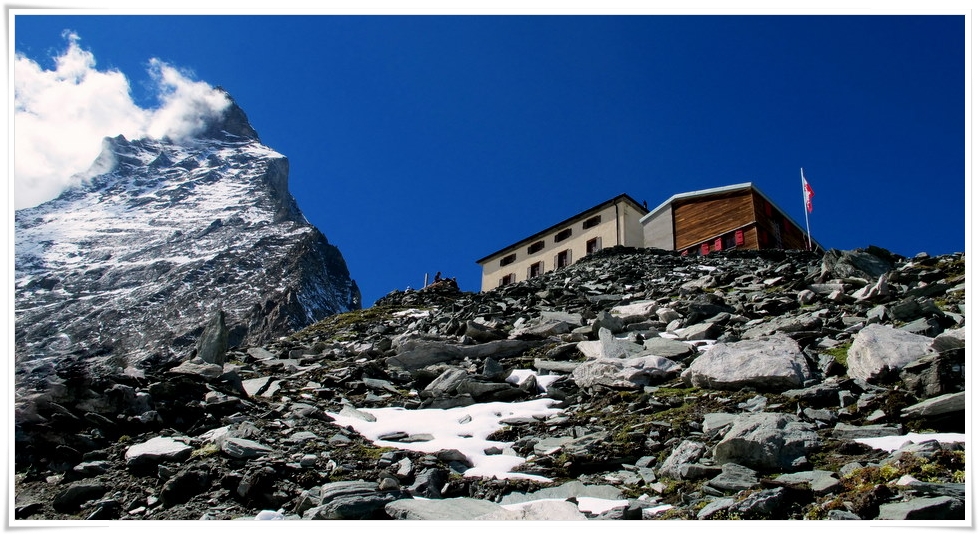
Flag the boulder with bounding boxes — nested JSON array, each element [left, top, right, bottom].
[[303, 481, 404, 520], [819, 247, 896, 282], [876, 496, 964, 520], [384, 497, 503, 520], [577, 328, 644, 359], [196, 309, 228, 366], [846, 324, 936, 383], [572, 354, 681, 390], [713, 412, 820, 471], [642, 336, 697, 359], [681, 335, 813, 391], [657, 440, 706, 480], [124, 436, 193, 471]]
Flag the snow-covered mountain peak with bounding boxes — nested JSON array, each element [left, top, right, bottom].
[[15, 94, 359, 376]]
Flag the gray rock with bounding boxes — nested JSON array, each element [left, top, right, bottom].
[[932, 327, 966, 352], [540, 310, 584, 326], [499, 480, 622, 505], [657, 439, 705, 480], [740, 314, 823, 339], [510, 320, 572, 339], [160, 469, 210, 507], [701, 412, 738, 439], [656, 308, 682, 324], [196, 309, 228, 366], [421, 368, 468, 398], [304, 480, 404, 520], [681, 335, 813, 391], [642, 336, 697, 359], [820, 247, 895, 282], [851, 274, 891, 301], [385, 497, 503, 520], [876, 496, 964, 520], [167, 358, 224, 380], [478, 500, 587, 520], [577, 327, 644, 359], [846, 324, 936, 383], [592, 310, 625, 334], [774, 470, 841, 495], [464, 320, 506, 343], [900, 391, 965, 418], [900, 353, 963, 398], [219, 437, 273, 459], [732, 487, 787, 516], [831, 423, 902, 440], [124, 436, 193, 470], [899, 317, 942, 337], [707, 463, 760, 492], [697, 497, 735, 519], [52, 482, 109, 513], [713, 412, 820, 471], [672, 321, 723, 341], [826, 509, 863, 520], [571, 354, 681, 389]]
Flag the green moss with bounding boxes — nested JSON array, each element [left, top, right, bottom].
[[823, 342, 851, 367], [191, 442, 220, 458]]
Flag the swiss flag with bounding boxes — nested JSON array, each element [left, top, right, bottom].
[[803, 176, 815, 213]]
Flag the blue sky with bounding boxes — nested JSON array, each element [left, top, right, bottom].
[[11, 11, 969, 307]]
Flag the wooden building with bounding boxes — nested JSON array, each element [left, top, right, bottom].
[[640, 182, 820, 256]]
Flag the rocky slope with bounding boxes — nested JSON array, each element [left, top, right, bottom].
[[14, 93, 361, 380], [13, 246, 966, 521]]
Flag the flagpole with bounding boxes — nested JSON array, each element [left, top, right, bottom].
[[801, 168, 812, 251]]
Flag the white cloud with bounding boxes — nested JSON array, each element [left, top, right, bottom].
[[14, 32, 231, 210]]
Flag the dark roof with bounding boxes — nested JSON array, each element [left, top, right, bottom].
[[475, 193, 648, 264]]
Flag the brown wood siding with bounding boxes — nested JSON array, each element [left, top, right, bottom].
[[742, 226, 760, 249], [751, 191, 811, 251], [673, 190, 755, 250]]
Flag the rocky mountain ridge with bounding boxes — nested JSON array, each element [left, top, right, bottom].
[[14, 93, 361, 381], [13, 245, 966, 521]]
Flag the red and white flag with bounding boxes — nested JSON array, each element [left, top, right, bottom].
[[802, 173, 815, 213]]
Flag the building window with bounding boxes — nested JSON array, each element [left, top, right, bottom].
[[500, 253, 516, 267], [586, 237, 602, 255], [583, 215, 601, 229], [527, 240, 544, 254], [735, 229, 744, 246], [723, 233, 737, 250], [528, 261, 543, 279], [700, 243, 710, 256], [555, 228, 572, 242], [556, 249, 571, 269], [714, 238, 722, 251], [499, 273, 515, 287]]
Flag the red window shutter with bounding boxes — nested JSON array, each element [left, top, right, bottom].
[[783, 218, 790, 232], [765, 202, 772, 216], [714, 238, 722, 251], [760, 230, 768, 245], [701, 243, 710, 255], [735, 229, 744, 245]]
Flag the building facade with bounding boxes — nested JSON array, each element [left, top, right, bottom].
[[476, 183, 819, 293], [475, 194, 648, 291], [641, 182, 819, 256]]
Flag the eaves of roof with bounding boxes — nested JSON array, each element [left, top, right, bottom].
[[475, 193, 648, 265]]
